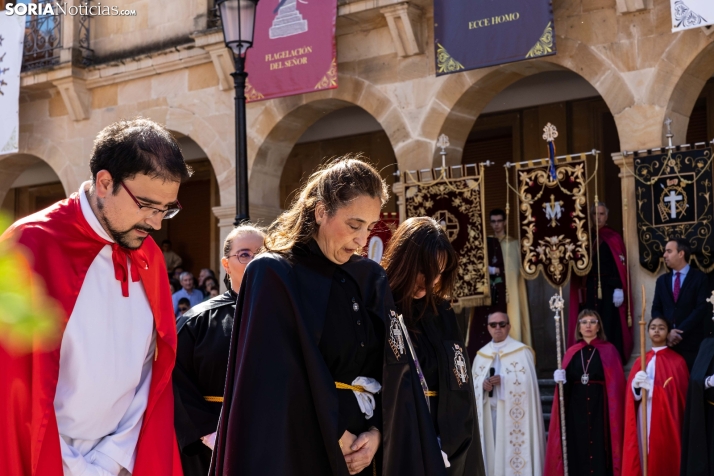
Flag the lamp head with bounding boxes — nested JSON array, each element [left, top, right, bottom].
[[217, 0, 259, 57]]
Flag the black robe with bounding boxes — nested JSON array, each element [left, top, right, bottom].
[[564, 345, 612, 476], [173, 291, 237, 476], [681, 337, 714, 476], [409, 300, 485, 476], [209, 245, 446, 476], [586, 240, 625, 362]]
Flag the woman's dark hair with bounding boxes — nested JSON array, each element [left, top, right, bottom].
[[90, 117, 193, 194], [381, 217, 459, 328], [263, 156, 389, 253], [648, 316, 671, 334], [203, 277, 219, 290], [574, 309, 607, 342]]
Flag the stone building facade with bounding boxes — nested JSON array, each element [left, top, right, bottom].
[[2, 0, 714, 367]]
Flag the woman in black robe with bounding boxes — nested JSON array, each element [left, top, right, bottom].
[[210, 158, 446, 476], [173, 224, 265, 476], [381, 217, 485, 476]]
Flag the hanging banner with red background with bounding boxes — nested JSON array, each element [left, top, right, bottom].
[[245, 0, 337, 102]]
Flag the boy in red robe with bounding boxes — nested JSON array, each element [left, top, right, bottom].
[[0, 118, 191, 476], [622, 317, 689, 476]]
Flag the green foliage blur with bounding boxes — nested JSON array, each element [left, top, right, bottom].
[[0, 214, 61, 353]]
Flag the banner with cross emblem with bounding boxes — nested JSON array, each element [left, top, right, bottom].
[[401, 162, 491, 310], [633, 146, 714, 273]]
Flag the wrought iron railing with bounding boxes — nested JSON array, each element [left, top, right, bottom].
[[22, 0, 93, 72]]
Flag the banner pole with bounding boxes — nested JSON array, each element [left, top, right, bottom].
[[550, 291, 568, 476]]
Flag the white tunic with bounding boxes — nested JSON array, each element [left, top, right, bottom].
[[54, 182, 156, 476], [473, 337, 545, 476], [634, 345, 665, 455]]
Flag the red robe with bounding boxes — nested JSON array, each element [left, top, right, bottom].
[[0, 193, 182, 476], [569, 226, 633, 360], [622, 348, 689, 476], [544, 338, 625, 476]]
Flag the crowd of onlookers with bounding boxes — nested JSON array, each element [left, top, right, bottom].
[[162, 239, 221, 317]]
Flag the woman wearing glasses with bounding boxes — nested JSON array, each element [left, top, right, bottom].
[[381, 217, 485, 476], [210, 158, 446, 476], [545, 309, 625, 476], [173, 224, 265, 476]]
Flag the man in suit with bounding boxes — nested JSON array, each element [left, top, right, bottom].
[[651, 238, 710, 370]]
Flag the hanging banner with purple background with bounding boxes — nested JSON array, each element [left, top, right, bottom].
[[245, 0, 337, 102], [433, 0, 555, 75]]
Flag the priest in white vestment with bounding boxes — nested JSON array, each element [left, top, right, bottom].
[[472, 312, 545, 476]]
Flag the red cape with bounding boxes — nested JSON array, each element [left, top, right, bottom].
[[622, 348, 688, 476], [544, 338, 625, 476], [569, 226, 633, 360], [0, 194, 182, 476]]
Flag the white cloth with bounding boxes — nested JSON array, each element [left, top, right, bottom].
[[202, 432, 217, 450], [706, 375, 714, 389], [553, 369, 567, 384], [437, 437, 451, 468], [634, 346, 665, 456], [613, 288, 624, 307], [350, 376, 381, 419], [54, 182, 156, 476], [473, 337, 545, 476]]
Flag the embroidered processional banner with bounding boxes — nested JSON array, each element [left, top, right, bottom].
[[671, 0, 714, 31], [0, 14, 25, 154], [433, 0, 555, 75], [633, 147, 714, 273], [515, 155, 592, 288], [403, 166, 490, 309], [245, 0, 337, 102], [362, 212, 399, 263]]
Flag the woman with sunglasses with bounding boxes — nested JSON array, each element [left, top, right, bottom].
[[173, 224, 265, 476], [381, 217, 485, 476], [545, 309, 625, 476]]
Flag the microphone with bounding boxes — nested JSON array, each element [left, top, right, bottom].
[[489, 368, 495, 398]]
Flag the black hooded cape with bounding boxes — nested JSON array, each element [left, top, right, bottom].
[[681, 337, 714, 476], [412, 300, 485, 476], [173, 291, 237, 476], [209, 251, 446, 476]]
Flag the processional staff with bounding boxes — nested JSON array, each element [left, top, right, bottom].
[[639, 285, 648, 476], [549, 291, 568, 476]]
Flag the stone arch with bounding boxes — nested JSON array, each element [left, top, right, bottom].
[[248, 74, 410, 209], [423, 36, 637, 164], [659, 33, 714, 146], [140, 106, 233, 206], [0, 153, 66, 210]]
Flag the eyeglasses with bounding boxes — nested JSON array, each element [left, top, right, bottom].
[[121, 182, 182, 219], [228, 250, 255, 264], [579, 319, 599, 325], [488, 321, 508, 328]]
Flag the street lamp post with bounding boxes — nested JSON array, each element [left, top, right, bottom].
[[216, 0, 259, 226]]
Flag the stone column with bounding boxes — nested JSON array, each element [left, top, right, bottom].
[[613, 152, 661, 369]]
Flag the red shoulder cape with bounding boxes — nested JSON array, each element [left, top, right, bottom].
[[544, 338, 625, 476], [622, 348, 688, 476], [0, 194, 182, 476], [568, 226, 633, 360]]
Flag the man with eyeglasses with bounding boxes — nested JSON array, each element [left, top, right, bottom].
[[472, 312, 544, 476], [1, 118, 192, 476]]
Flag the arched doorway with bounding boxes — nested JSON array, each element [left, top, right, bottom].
[[0, 154, 66, 221], [152, 133, 221, 281], [279, 106, 399, 213]]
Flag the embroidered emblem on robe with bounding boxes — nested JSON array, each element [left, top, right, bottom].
[[388, 310, 405, 360]]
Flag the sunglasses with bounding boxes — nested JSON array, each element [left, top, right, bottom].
[[579, 319, 599, 325], [488, 321, 508, 328]]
